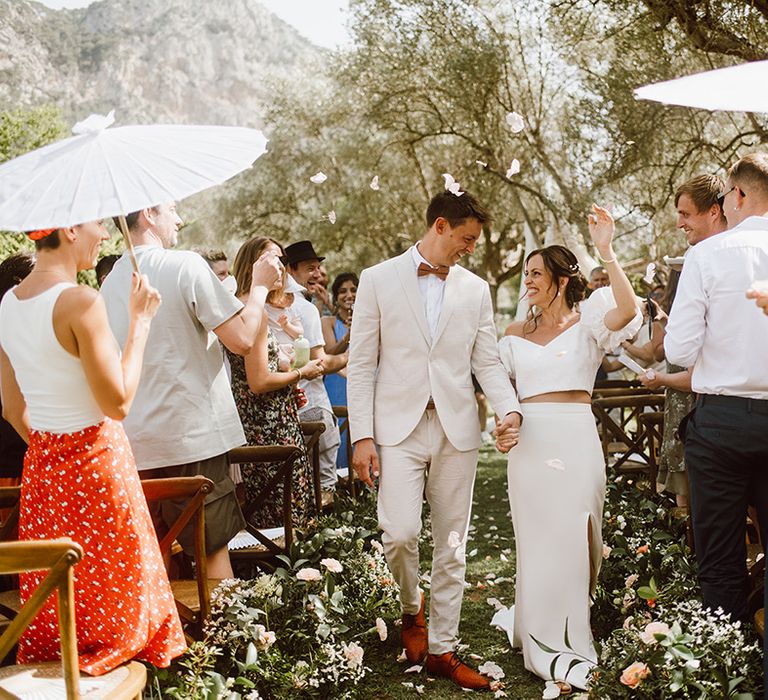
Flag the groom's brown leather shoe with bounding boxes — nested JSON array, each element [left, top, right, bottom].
[[426, 651, 491, 690], [401, 593, 428, 663]]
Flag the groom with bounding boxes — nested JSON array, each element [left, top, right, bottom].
[[348, 189, 521, 690]]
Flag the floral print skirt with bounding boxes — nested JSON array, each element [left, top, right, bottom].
[[17, 419, 186, 675]]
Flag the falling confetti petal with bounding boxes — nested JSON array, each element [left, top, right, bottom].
[[644, 262, 657, 285], [327, 210, 336, 224], [309, 171, 327, 184], [370, 175, 380, 190], [476, 160, 488, 168], [405, 665, 423, 674], [506, 159, 521, 178], [505, 111, 525, 133], [442, 173, 465, 197], [545, 458, 565, 470]]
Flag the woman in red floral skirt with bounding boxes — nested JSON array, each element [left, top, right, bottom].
[[0, 221, 185, 674]]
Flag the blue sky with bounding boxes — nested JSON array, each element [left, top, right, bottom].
[[37, 0, 351, 49]]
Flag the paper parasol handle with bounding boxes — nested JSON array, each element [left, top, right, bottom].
[[116, 214, 140, 273]]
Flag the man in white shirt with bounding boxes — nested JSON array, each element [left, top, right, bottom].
[[348, 190, 521, 690], [665, 154, 768, 678], [285, 241, 347, 505], [102, 202, 280, 579]]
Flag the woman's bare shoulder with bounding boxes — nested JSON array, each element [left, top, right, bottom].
[[503, 320, 527, 337]]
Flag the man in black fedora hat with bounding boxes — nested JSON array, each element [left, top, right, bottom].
[[284, 240, 346, 506], [284, 241, 325, 301]]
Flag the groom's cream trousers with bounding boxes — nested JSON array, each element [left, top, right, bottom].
[[377, 408, 478, 655]]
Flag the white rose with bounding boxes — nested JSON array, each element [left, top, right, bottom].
[[296, 567, 322, 582], [343, 641, 364, 668], [320, 558, 343, 573], [639, 621, 670, 645]]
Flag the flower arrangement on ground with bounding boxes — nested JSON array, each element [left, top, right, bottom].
[[148, 501, 400, 699], [588, 599, 761, 699]]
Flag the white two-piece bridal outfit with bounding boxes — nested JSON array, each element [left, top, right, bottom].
[[495, 287, 641, 689]]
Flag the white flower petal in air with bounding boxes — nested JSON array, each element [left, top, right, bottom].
[[506, 159, 521, 178], [542, 681, 561, 699], [404, 664, 423, 674], [442, 172, 465, 197], [644, 262, 657, 285], [476, 160, 488, 168], [478, 661, 505, 680], [545, 458, 565, 471], [505, 111, 525, 133], [327, 210, 336, 224], [370, 175, 380, 190], [448, 530, 463, 549], [309, 171, 327, 184]]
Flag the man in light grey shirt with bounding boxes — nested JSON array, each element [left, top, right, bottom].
[[102, 202, 280, 578]]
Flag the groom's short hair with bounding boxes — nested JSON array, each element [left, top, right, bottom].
[[426, 190, 491, 228]]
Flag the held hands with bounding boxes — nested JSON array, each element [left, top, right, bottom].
[[587, 203, 615, 260], [251, 250, 282, 290], [639, 370, 664, 390], [299, 358, 324, 381], [128, 272, 162, 321], [352, 438, 380, 488], [494, 412, 521, 453]]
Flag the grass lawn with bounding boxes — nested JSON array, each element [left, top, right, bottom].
[[356, 446, 546, 699]]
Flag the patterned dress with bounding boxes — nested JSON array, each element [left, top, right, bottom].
[[657, 362, 693, 497], [227, 331, 314, 529], [19, 419, 186, 675]]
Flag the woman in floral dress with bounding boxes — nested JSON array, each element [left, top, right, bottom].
[[228, 237, 323, 529]]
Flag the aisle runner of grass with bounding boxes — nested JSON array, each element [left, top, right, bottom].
[[357, 446, 543, 699]]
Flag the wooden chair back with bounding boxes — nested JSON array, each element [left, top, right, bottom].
[[140, 476, 213, 637], [332, 406, 356, 497], [592, 393, 666, 473], [300, 421, 326, 512], [227, 445, 303, 569], [0, 539, 83, 698]]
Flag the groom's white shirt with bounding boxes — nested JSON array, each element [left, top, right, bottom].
[[348, 246, 520, 452], [412, 243, 445, 339]]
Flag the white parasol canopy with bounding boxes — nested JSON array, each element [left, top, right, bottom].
[[634, 60, 768, 113], [0, 110, 268, 232]]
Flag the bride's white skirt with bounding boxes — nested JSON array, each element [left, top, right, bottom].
[[503, 403, 605, 689]]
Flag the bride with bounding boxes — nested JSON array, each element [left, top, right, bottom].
[[495, 204, 641, 691]]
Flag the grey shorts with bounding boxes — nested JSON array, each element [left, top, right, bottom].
[[142, 453, 245, 556]]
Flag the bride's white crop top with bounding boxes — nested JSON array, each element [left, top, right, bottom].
[[497, 287, 643, 400]]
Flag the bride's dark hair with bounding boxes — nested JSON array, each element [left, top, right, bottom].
[[524, 245, 588, 331]]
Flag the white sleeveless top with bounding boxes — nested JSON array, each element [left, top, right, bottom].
[[0, 282, 105, 433], [498, 287, 643, 400]]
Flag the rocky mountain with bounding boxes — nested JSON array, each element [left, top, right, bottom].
[[0, 0, 321, 127]]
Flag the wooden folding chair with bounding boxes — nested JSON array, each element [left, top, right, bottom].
[[592, 393, 666, 475], [300, 421, 327, 512], [333, 406, 356, 497], [0, 539, 146, 699], [140, 475, 214, 642], [227, 444, 304, 572]]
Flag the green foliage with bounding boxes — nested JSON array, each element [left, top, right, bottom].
[[0, 105, 67, 164]]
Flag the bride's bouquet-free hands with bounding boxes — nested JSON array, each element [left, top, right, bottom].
[[494, 413, 521, 453]]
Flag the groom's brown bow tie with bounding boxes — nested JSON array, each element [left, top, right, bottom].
[[417, 262, 449, 280]]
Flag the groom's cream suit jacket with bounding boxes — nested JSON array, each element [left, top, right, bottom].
[[348, 248, 520, 452]]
